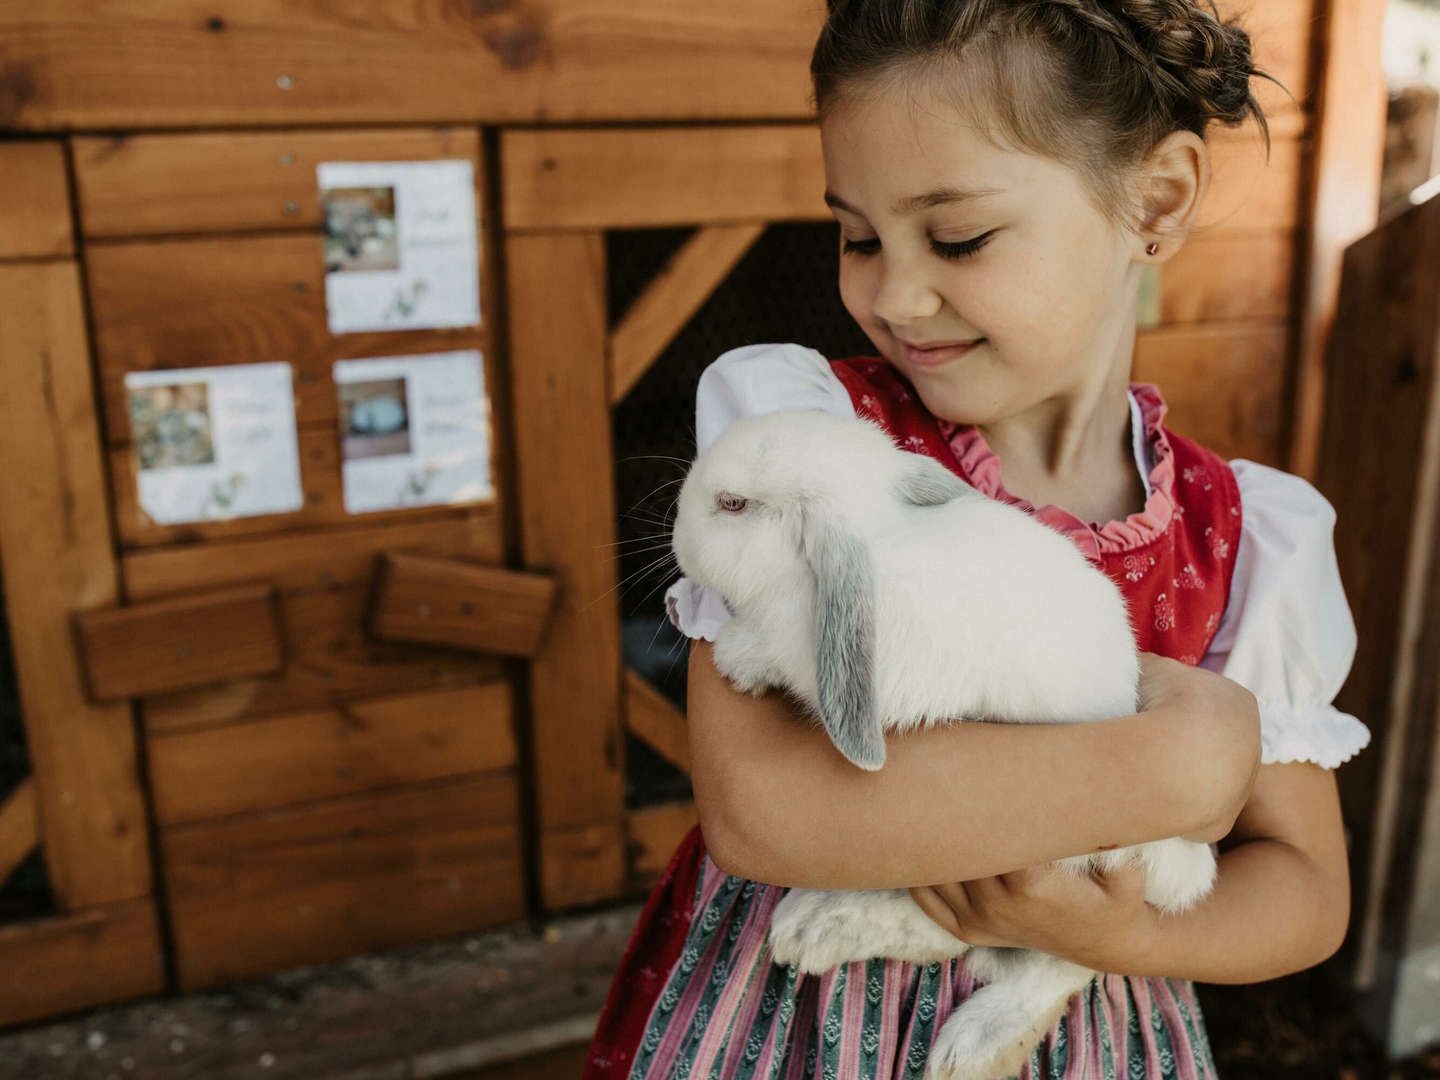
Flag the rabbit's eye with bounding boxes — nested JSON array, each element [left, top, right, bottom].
[[716, 493, 748, 513]]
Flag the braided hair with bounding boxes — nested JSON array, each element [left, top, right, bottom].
[[811, 0, 1279, 230]]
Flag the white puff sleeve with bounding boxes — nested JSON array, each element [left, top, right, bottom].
[[1200, 460, 1370, 768], [663, 343, 855, 641]]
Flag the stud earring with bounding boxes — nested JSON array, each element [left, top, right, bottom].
[[1145, 242, 1160, 256]]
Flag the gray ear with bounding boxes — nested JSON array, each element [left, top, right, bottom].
[[802, 510, 885, 770], [895, 454, 972, 507]]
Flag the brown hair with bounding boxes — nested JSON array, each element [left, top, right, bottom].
[[811, 0, 1279, 230]]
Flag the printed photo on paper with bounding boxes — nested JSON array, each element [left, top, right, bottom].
[[318, 160, 481, 334], [125, 363, 303, 525], [333, 350, 493, 515]]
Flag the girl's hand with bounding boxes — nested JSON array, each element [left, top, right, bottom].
[[909, 863, 1158, 973]]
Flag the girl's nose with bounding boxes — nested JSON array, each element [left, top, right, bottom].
[[871, 256, 943, 327]]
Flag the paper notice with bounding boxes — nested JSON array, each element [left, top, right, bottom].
[[125, 363, 303, 525], [334, 350, 494, 514], [319, 159, 481, 334]]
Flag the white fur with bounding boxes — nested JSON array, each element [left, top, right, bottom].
[[672, 410, 1216, 1080]]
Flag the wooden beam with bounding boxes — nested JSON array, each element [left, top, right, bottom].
[[609, 223, 765, 403], [0, 1, 822, 130], [75, 584, 285, 701], [0, 900, 165, 1027], [0, 141, 72, 259], [1289, 0, 1389, 478], [627, 802, 698, 885], [503, 125, 829, 231], [623, 669, 689, 775], [506, 230, 626, 909], [0, 779, 38, 886], [370, 553, 558, 658], [0, 260, 152, 909], [71, 127, 479, 239]]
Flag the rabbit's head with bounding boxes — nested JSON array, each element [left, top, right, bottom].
[[673, 410, 975, 770]]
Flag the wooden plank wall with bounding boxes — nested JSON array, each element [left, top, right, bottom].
[[0, 141, 166, 1025], [61, 127, 531, 990]]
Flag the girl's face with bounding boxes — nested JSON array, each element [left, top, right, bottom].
[[820, 77, 1145, 427]]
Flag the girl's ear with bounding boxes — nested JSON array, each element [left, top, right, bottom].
[[800, 506, 885, 771], [1136, 130, 1210, 256]]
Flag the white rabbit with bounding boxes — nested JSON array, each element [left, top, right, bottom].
[[671, 409, 1216, 1080]]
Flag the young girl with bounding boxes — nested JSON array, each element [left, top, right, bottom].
[[584, 1, 1370, 1076]]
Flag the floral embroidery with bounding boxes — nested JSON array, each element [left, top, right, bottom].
[[1204, 611, 1220, 635], [1182, 464, 1212, 491], [1174, 563, 1204, 590], [904, 434, 928, 452], [860, 393, 882, 416], [1154, 592, 1175, 632], [1204, 526, 1230, 561], [1123, 554, 1157, 583]]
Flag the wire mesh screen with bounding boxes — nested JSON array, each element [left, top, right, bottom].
[[610, 221, 873, 805], [0, 578, 53, 921]]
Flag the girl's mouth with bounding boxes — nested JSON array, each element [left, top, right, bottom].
[[901, 339, 985, 370]]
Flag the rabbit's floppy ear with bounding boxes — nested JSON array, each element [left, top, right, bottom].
[[800, 506, 885, 770], [895, 453, 972, 506]]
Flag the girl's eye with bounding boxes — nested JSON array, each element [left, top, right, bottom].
[[716, 493, 748, 513], [931, 231, 995, 260], [842, 236, 880, 256]]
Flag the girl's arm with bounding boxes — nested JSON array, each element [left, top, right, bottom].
[[689, 643, 1261, 889], [910, 761, 1351, 982]]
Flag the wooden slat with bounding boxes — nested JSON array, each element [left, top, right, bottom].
[[1230, 0, 1317, 123], [504, 125, 828, 231], [0, 260, 152, 909], [141, 585, 505, 735], [0, 141, 72, 259], [86, 233, 487, 443], [0, 900, 165, 1027], [1290, 0, 1390, 478], [624, 669, 689, 775], [164, 776, 525, 989], [627, 802, 698, 885], [71, 127, 480, 238], [506, 231, 626, 909], [0, 0, 822, 130], [1133, 321, 1290, 465], [122, 512, 504, 600], [1196, 132, 1305, 233], [1160, 228, 1296, 325], [610, 223, 765, 403], [109, 425, 494, 549], [148, 681, 517, 825], [540, 821, 629, 911], [0, 779, 38, 886], [75, 584, 284, 701], [371, 553, 558, 658]]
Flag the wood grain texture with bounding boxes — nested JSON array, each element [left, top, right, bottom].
[[1159, 228, 1297, 325], [148, 681, 518, 825], [72, 127, 479, 238], [1197, 131, 1305, 233], [371, 553, 558, 658], [121, 512, 504, 599], [1133, 321, 1290, 465], [74, 585, 284, 701], [0, 141, 72, 259], [503, 125, 828, 231], [609, 223, 765, 403], [539, 820, 628, 911], [627, 802, 697, 886], [0, 0, 821, 130], [0, 779, 38, 887], [1290, 0, 1390, 478], [506, 230, 626, 908], [623, 670, 689, 775], [86, 233, 487, 444], [164, 776, 525, 989], [1314, 194, 1440, 992], [0, 900, 165, 1027], [141, 585, 505, 735], [0, 260, 152, 910]]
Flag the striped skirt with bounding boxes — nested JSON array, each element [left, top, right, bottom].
[[621, 851, 1218, 1080]]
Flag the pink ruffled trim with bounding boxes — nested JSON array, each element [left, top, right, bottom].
[[937, 382, 1178, 559]]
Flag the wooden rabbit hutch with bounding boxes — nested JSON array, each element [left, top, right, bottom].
[[0, 0, 1402, 1046]]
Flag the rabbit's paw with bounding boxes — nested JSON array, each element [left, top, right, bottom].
[[769, 889, 964, 975], [924, 1010, 1036, 1080]]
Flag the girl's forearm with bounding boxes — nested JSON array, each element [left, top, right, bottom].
[[1093, 837, 1350, 983], [689, 645, 1259, 889]]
